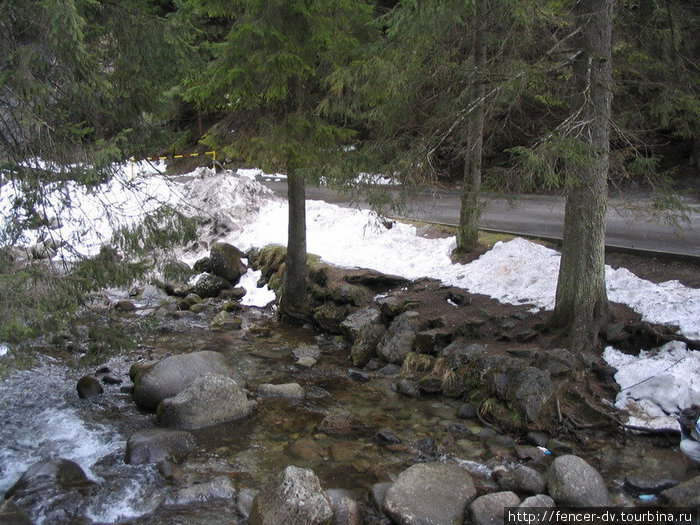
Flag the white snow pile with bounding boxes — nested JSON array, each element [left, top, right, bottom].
[[603, 342, 700, 430], [2, 166, 699, 429]]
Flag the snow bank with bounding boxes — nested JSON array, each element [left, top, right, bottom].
[[603, 343, 700, 430]]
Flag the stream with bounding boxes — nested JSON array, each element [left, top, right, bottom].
[[0, 306, 696, 524]]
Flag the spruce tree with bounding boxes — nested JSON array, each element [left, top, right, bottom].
[[186, 0, 374, 319]]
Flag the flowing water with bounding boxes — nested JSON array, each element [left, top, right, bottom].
[[0, 309, 696, 524]]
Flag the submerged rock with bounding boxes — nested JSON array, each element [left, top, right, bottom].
[[158, 373, 256, 430], [382, 462, 476, 525], [257, 382, 305, 399], [249, 466, 333, 525], [125, 428, 196, 465]]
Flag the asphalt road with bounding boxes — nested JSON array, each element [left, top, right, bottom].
[[260, 179, 700, 259]]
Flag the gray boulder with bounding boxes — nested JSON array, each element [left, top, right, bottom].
[[132, 350, 234, 410], [340, 307, 382, 342], [210, 242, 246, 285], [382, 462, 476, 525], [158, 373, 256, 430], [469, 491, 521, 525], [257, 383, 305, 399], [507, 366, 553, 422], [377, 311, 420, 365], [547, 455, 609, 507], [125, 428, 196, 465], [495, 465, 546, 496], [351, 324, 386, 367], [249, 466, 333, 525]]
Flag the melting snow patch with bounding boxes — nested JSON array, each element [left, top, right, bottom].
[[603, 342, 700, 430]]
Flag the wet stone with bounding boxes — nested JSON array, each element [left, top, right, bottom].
[[77, 375, 103, 399], [457, 403, 478, 419], [624, 477, 678, 495], [375, 429, 401, 446], [347, 368, 371, 382]]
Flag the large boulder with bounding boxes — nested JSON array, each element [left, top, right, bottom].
[[132, 351, 234, 411], [377, 311, 420, 365], [158, 373, 256, 430], [209, 242, 246, 285], [76, 375, 103, 399], [547, 455, 609, 507], [125, 428, 197, 465], [351, 324, 386, 368], [382, 462, 476, 525], [249, 466, 333, 525]]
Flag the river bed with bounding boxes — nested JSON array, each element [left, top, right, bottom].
[[0, 307, 695, 524]]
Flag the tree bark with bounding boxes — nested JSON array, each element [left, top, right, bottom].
[[551, 0, 613, 353], [280, 167, 307, 317], [455, 2, 486, 255]]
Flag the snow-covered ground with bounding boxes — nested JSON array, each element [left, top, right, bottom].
[[1, 166, 698, 430]]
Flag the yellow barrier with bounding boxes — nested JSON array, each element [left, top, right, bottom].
[[129, 151, 216, 179]]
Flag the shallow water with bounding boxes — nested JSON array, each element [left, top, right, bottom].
[[1, 310, 697, 523]]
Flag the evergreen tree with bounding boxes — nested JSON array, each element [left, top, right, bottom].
[[185, 0, 374, 319], [551, 0, 614, 352]]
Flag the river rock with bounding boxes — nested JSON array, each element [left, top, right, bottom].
[[535, 348, 575, 376], [660, 475, 700, 506], [5, 458, 93, 500], [519, 494, 555, 508], [158, 373, 256, 430], [125, 428, 196, 465], [506, 366, 553, 422], [340, 307, 382, 342], [249, 466, 333, 525], [257, 382, 305, 399], [209, 242, 246, 285], [193, 272, 231, 298], [369, 482, 392, 511], [77, 375, 103, 399], [382, 462, 476, 525], [547, 455, 609, 507], [469, 491, 521, 525], [293, 345, 321, 367], [351, 324, 386, 367], [132, 350, 234, 410], [286, 438, 325, 462], [377, 311, 420, 365], [0, 501, 31, 524], [165, 476, 236, 506], [326, 488, 361, 525], [494, 465, 546, 495], [317, 408, 374, 436], [237, 487, 259, 519]]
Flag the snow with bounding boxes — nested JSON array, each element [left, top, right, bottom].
[[2, 166, 699, 429], [603, 343, 700, 430]]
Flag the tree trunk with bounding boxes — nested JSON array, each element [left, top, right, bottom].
[[280, 167, 307, 318], [455, 2, 486, 255], [551, 0, 613, 353]]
